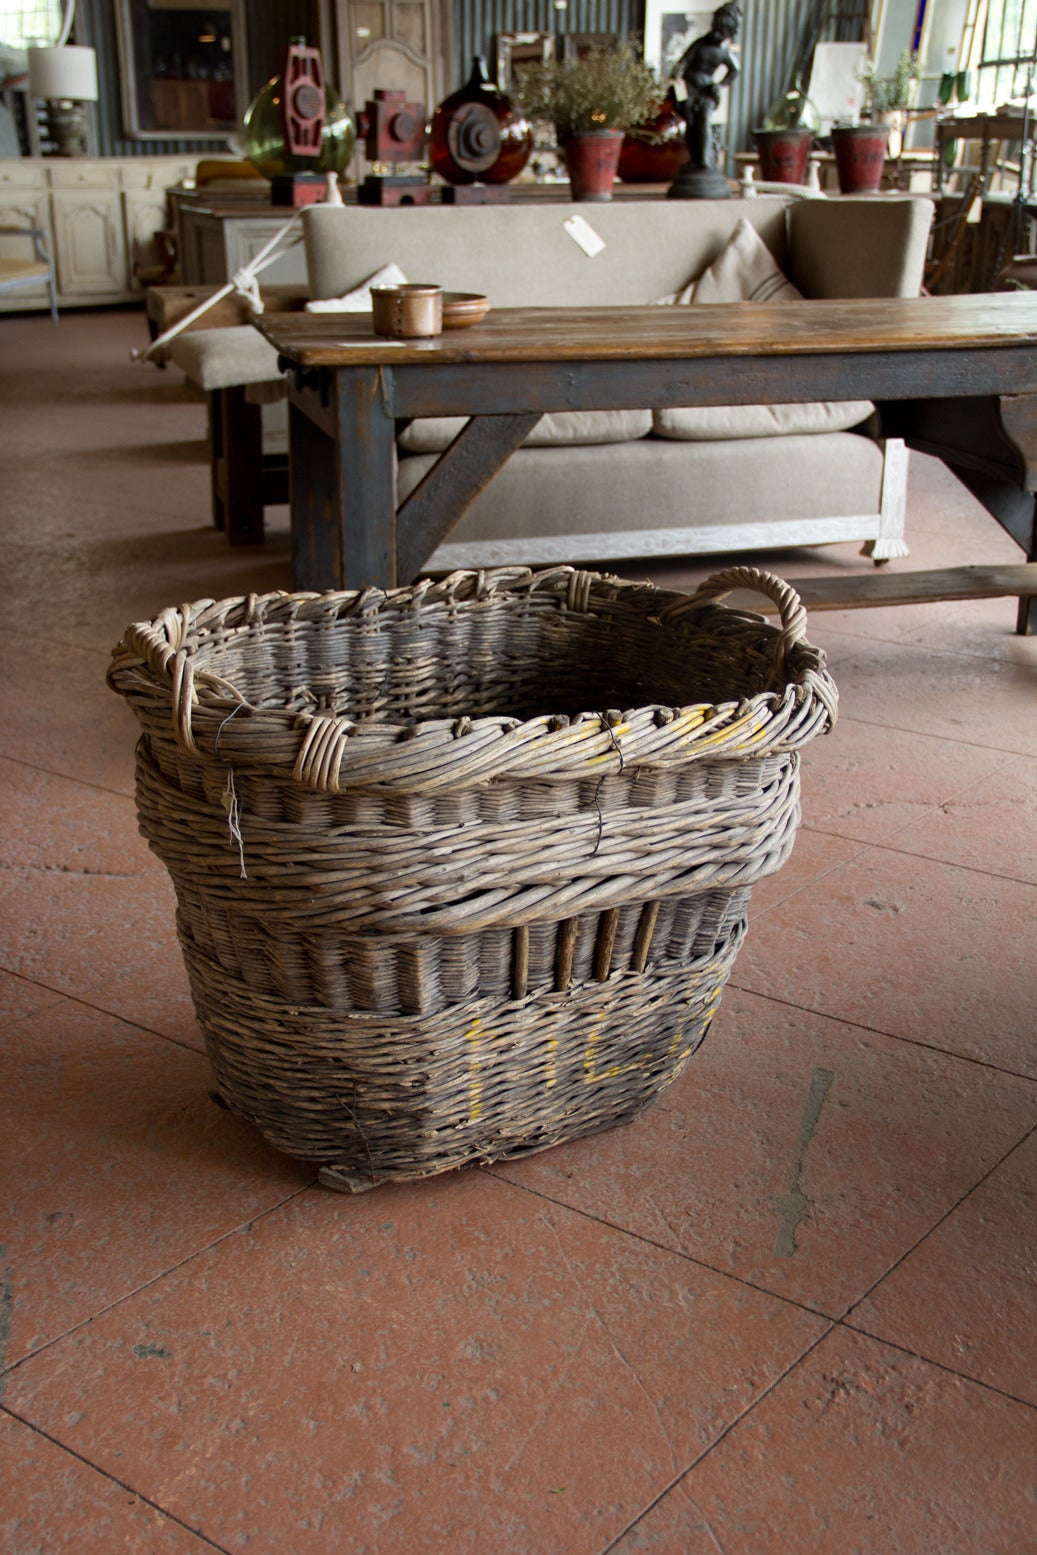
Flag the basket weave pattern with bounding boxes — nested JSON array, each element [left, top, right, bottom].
[[108, 565, 836, 1190]]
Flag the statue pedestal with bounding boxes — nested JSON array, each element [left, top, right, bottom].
[[667, 165, 730, 199]]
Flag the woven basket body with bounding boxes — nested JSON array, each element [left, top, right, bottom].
[[108, 565, 837, 1191]]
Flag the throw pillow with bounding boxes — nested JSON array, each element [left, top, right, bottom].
[[691, 217, 802, 304], [305, 262, 408, 312], [655, 218, 874, 438]]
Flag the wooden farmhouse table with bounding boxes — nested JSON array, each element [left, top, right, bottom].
[[254, 292, 1037, 631]]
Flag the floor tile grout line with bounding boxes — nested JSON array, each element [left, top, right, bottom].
[[815, 622, 1037, 665], [793, 818, 1037, 891], [0, 1403, 233, 1554], [485, 1171, 841, 1324], [597, 1321, 838, 1555], [860, 834, 1037, 889], [0, 972, 207, 1058], [839, 1121, 1037, 1335], [0, 968, 68, 1009], [0, 752, 137, 803], [723, 981, 1037, 1084], [822, 633, 1037, 667], [599, 1277, 1037, 1555], [818, 707, 1036, 761], [744, 835, 879, 923], [806, 714, 1035, 755], [834, 1318, 1037, 1412], [0, 1182, 315, 1385]]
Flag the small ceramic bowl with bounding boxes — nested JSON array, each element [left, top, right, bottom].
[[441, 292, 491, 329]]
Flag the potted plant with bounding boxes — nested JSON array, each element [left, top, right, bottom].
[[831, 49, 918, 192], [860, 48, 918, 155], [515, 40, 658, 200], [752, 77, 821, 185]]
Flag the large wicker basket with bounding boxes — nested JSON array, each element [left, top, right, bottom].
[[108, 565, 837, 1191]]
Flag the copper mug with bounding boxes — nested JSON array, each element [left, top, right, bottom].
[[371, 283, 443, 339]]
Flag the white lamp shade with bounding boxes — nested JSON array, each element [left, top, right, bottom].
[[27, 45, 99, 102]]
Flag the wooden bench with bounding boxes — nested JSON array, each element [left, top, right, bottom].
[[146, 283, 303, 543], [748, 563, 1037, 614]]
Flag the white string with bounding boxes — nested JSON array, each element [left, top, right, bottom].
[[130, 212, 304, 363], [222, 769, 248, 879], [231, 266, 263, 315]]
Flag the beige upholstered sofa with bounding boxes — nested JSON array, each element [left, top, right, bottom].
[[301, 194, 932, 571], [170, 193, 933, 570]]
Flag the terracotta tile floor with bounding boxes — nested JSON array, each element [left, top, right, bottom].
[[1, 308, 1035, 1554]]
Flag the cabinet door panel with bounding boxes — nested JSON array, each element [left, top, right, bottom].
[[391, 1, 427, 55], [336, 0, 453, 175], [52, 189, 127, 296]]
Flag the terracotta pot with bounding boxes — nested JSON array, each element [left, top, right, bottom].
[[562, 129, 625, 201], [830, 123, 890, 194], [752, 126, 813, 185], [618, 101, 689, 183]]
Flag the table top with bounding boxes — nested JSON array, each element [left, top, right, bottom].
[[255, 292, 1037, 369]]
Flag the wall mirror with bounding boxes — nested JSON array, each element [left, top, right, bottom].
[[494, 31, 554, 93], [115, 0, 249, 140]]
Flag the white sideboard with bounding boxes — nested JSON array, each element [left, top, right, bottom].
[[0, 156, 195, 311]]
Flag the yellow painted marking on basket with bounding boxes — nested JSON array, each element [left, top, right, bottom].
[[583, 1008, 642, 1084], [693, 711, 767, 749], [545, 1036, 559, 1089], [559, 723, 605, 742], [585, 721, 631, 766], [667, 1019, 688, 1058], [659, 982, 723, 1064], [668, 710, 710, 741]]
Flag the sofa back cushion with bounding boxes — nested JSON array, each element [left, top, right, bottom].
[[788, 196, 933, 298], [304, 199, 792, 308]]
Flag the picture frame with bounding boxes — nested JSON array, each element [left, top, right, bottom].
[[114, 0, 249, 142], [642, 3, 731, 123], [494, 31, 556, 94], [559, 33, 620, 62]]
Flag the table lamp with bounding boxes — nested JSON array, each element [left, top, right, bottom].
[[27, 44, 98, 156]]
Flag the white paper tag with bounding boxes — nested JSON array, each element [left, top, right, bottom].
[[673, 78, 688, 102], [563, 215, 606, 259]]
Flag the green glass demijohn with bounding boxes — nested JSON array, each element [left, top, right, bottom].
[[763, 77, 822, 134], [243, 44, 356, 180]]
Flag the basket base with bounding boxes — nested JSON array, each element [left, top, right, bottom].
[[190, 922, 745, 1189], [314, 1094, 653, 1193]]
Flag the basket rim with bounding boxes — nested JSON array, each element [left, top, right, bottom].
[[107, 565, 838, 793]]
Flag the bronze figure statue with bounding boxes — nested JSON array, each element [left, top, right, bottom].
[[668, 3, 741, 199]]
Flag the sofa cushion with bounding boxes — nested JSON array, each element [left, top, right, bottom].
[[168, 326, 281, 391], [655, 217, 874, 439], [398, 409, 652, 453], [394, 432, 890, 569], [654, 400, 875, 440]]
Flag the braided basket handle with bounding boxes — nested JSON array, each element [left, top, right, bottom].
[[687, 567, 808, 681]]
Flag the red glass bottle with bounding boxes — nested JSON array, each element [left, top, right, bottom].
[[618, 98, 689, 184], [428, 56, 533, 186]]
